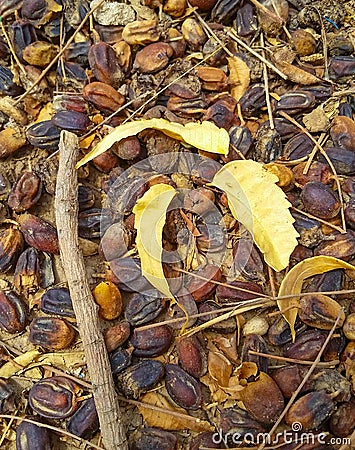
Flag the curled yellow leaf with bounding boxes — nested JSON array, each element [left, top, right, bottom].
[[228, 56, 250, 101], [278, 256, 355, 341], [211, 160, 299, 272], [133, 183, 176, 299], [76, 118, 230, 168]]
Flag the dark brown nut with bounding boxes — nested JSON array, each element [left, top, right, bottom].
[[190, 432, 225, 449], [312, 369, 351, 402], [314, 230, 355, 260], [211, 0, 242, 23], [77, 185, 95, 211], [271, 365, 309, 398], [241, 334, 268, 373], [131, 324, 172, 357], [183, 187, 215, 216], [343, 177, 355, 196], [343, 313, 355, 340], [291, 30, 317, 57], [177, 335, 207, 378], [163, 0, 186, 17], [329, 397, 355, 437], [321, 147, 355, 176], [116, 360, 164, 398], [345, 200, 355, 229], [329, 56, 355, 81], [28, 376, 80, 419], [203, 103, 236, 129], [106, 175, 148, 216], [181, 18, 207, 50], [330, 116, 355, 150], [66, 397, 99, 439], [284, 133, 315, 160], [110, 348, 132, 376], [198, 301, 237, 333], [240, 372, 284, 424], [0, 379, 15, 413], [323, 335, 346, 362], [187, 264, 222, 302], [92, 150, 120, 174], [216, 280, 264, 302], [0, 227, 24, 272], [283, 330, 327, 361], [168, 290, 198, 330], [108, 257, 153, 293], [92, 281, 123, 321], [275, 91, 315, 115], [40, 287, 75, 318], [236, 3, 257, 37], [165, 364, 202, 410], [189, 0, 217, 11], [219, 407, 266, 445], [8, 171, 42, 213], [0, 65, 24, 96], [267, 316, 307, 346], [51, 110, 90, 134], [131, 427, 178, 450], [78, 208, 101, 239], [111, 136, 142, 160], [222, 126, 253, 162], [16, 420, 52, 450], [191, 159, 220, 185], [11, 19, 37, 60], [285, 391, 335, 430], [292, 162, 331, 187], [301, 181, 340, 220], [298, 293, 345, 330], [29, 317, 76, 350], [254, 126, 282, 163], [88, 42, 124, 88], [134, 42, 173, 74], [53, 94, 88, 114], [196, 67, 227, 91], [290, 244, 313, 265], [14, 247, 40, 296], [232, 239, 264, 282], [82, 81, 125, 114], [104, 321, 130, 353], [239, 84, 266, 117], [26, 120, 61, 151], [0, 290, 27, 333], [125, 292, 164, 326], [306, 269, 344, 295], [18, 214, 59, 254], [99, 223, 131, 262], [329, 35, 354, 57], [257, 0, 288, 36], [122, 19, 159, 45], [167, 96, 207, 118]]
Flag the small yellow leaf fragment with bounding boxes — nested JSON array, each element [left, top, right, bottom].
[[133, 183, 176, 299], [228, 56, 250, 101], [76, 118, 230, 168], [278, 256, 355, 341], [211, 160, 299, 272], [0, 349, 41, 379]]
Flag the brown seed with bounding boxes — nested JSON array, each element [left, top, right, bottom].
[[181, 18, 207, 50], [16, 420, 52, 450], [112, 136, 142, 160], [92, 281, 123, 321], [116, 360, 164, 398], [196, 66, 228, 91], [88, 42, 124, 88], [0, 227, 24, 272], [165, 364, 202, 410], [99, 223, 131, 262], [132, 428, 178, 450], [14, 247, 41, 296], [17, 213, 59, 254], [291, 30, 317, 57], [0, 290, 27, 334], [0, 379, 15, 413], [183, 187, 215, 215], [298, 293, 345, 330], [104, 321, 130, 353], [177, 335, 207, 378], [189, 0, 217, 12], [284, 330, 327, 360], [134, 42, 174, 74], [343, 313, 355, 340], [314, 231, 355, 260], [330, 115, 355, 150], [285, 391, 335, 430], [0, 127, 26, 158], [29, 317, 76, 350], [22, 41, 58, 66], [66, 397, 99, 440], [240, 372, 284, 424], [292, 161, 331, 187], [301, 181, 340, 219], [329, 397, 355, 437], [271, 365, 309, 398], [82, 81, 125, 114], [131, 325, 172, 357], [8, 171, 42, 213], [163, 0, 187, 17], [122, 19, 160, 45], [29, 376, 80, 419], [113, 40, 132, 72], [187, 264, 222, 302]]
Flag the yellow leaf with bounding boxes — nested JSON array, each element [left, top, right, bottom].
[[211, 160, 299, 272], [76, 118, 230, 168], [228, 56, 250, 101], [133, 183, 176, 299], [278, 256, 355, 341], [0, 350, 41, 378], [139, 392, 213, 432]]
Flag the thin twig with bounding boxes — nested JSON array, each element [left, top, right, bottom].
[[291, 206, 346, 234], [302, 132, 327, 174], [247, 350, 339, 367], [260, 33, 274, 129], [257, 311, 343, 450], [249, 0, 284, 24], [55, 131, 128, 450], [13, 0, 105, 105], [0, 18, 26, 74]]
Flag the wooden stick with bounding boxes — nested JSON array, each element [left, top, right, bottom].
[[55, 131, 128, 450]]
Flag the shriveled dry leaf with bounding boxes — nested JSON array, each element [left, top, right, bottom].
[[200, 374, 229, 403], [208, 351, 232, 387], [139, 392, 213, 432], [278, 256, 355, 341], [133, 183, 176, 299], [38, 351, 86, 370], [76, 118, 230, 168], [0, 349, 41, 378], [228, 56, 250, 101], [211, 160, 299, 272], [274, 61, 320, 85]]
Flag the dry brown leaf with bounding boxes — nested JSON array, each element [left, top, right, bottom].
[[139, 392, 213, 432], [200, 374, 229, 403], [208, 351, 232, 387], [278, 256, 355, 341], [274, 61, 320, 85], [228, 56, 250, 101], [0, 350, 41, 378]]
